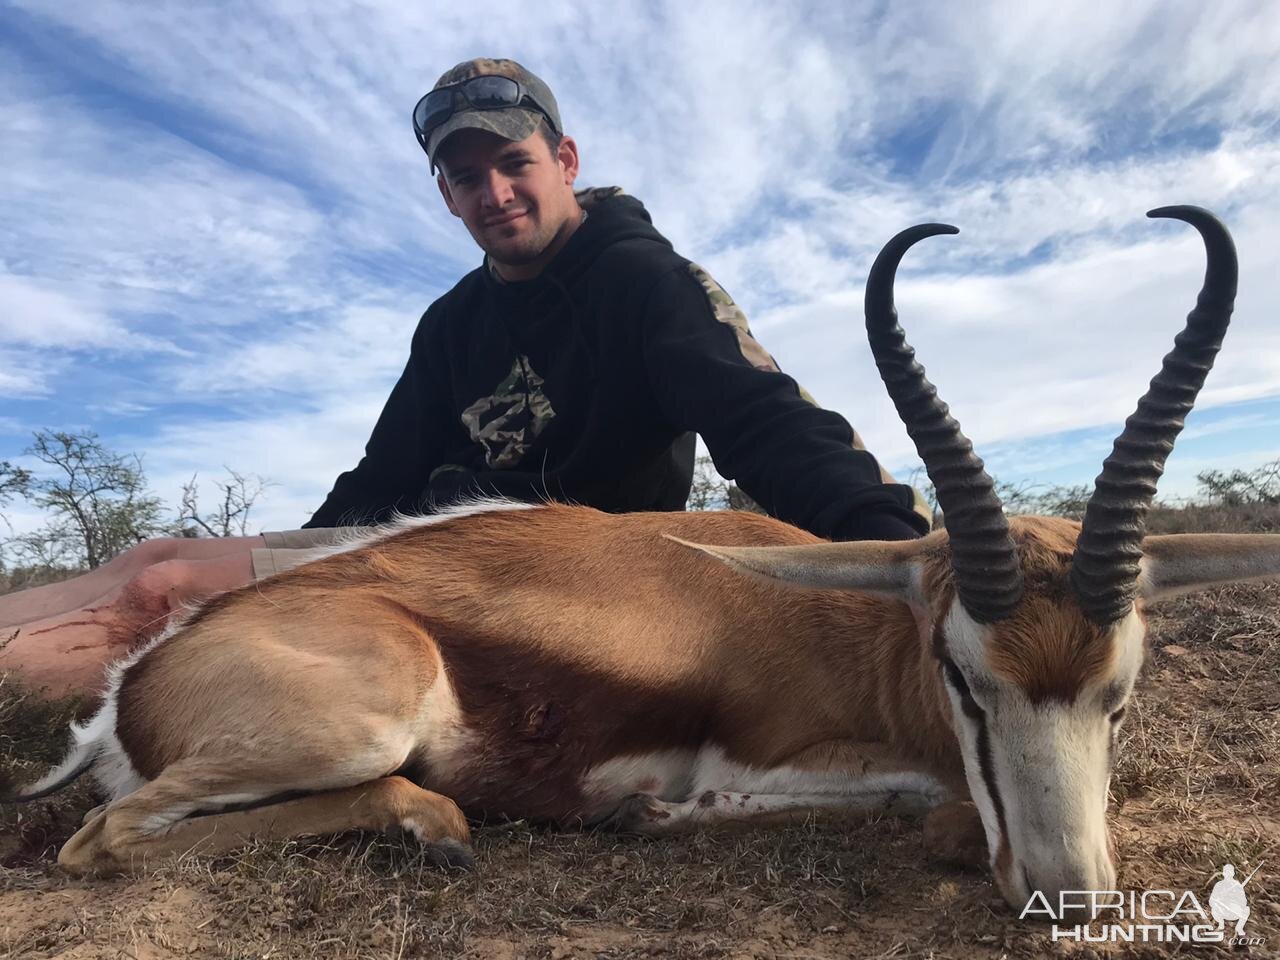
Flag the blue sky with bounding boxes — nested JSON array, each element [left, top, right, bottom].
[[2, 1, 1279, 535]]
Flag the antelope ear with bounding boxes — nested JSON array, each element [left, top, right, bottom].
[[1139, 534, 1280, 601], [663, 535, 927, 605]]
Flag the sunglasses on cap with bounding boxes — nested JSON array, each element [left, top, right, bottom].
[[412, 75, 561, 145]]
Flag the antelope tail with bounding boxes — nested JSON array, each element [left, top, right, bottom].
[[1, 723, 100, 803]]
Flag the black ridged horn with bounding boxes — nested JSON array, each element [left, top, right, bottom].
[[1071, 206, 1238, 625], [865, 224, 1023, 623]]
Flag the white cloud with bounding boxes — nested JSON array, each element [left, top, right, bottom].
[[822, 1, 1280, 180], [0, 272, 178, 353], [138, 397, 397, 533], [709, 130, 1280, 303], [1178, 411, 1274, 443], [170, 301, 414, 401], [0, 94, 348, 318], [0, 347, 67, 398], [751, 197, 1280, 468]]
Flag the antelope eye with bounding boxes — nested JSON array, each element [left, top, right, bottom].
[[942, 658, 967, 693], [941, 658, 982, 715], [1109, 706, 1127, 725]]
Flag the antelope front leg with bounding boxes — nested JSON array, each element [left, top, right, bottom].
[[611, 787, 936, 835], [610, 740, 956, 836]]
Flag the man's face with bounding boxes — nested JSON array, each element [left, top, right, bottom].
[[436, 127, 580, 275]]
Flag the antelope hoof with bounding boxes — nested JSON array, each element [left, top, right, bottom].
[[423, 837, 475, 871], [923, 800, 987, 870], [608, 792, 668, 832]]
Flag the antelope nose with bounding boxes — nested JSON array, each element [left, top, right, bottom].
[[1042, 890, 1098, 925], [1021, 856, 1118, 923]]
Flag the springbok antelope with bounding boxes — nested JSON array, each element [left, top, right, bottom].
[[4, 207, 1277, 912]]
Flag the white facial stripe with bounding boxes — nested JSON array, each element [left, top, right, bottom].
[[1109, 607, 1146, 697], [939, 601, 989, 680], [937, 603, 1006, 861], [943, 682, 1004, 865]]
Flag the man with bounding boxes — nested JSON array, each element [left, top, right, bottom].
[[0, 58, 925, 697], [304, 58, 926, 540]]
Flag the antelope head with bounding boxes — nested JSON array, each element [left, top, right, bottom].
[[679, 207, 1280, 911]]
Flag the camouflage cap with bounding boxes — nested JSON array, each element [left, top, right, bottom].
[[422, 58, 562, 171]]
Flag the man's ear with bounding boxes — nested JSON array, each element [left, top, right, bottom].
[[557, 135, 579, 187], [437, 174, 461, 218]]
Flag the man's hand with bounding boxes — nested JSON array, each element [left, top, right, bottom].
[[0, 537, 261, 699]]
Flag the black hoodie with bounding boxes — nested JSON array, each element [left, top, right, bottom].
[[305, 189, 927, 541]]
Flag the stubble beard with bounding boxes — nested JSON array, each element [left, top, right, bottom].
[[481, 201, 580, 271], [471, 205, 546, 267], [483, 229, 551, 267]]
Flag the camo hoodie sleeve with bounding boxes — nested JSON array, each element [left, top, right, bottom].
[[640, 262, 928, 542]]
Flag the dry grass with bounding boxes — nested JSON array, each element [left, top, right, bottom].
[[2, 509, 1278, 958], [1145, 501, 1280, 535]]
